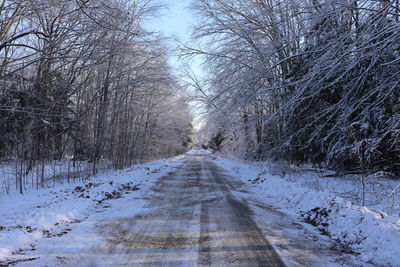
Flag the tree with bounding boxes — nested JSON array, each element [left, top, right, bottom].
[[0, 0, 194, 194], [189, 0, 400, 175]]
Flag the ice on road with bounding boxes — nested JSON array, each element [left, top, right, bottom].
[[94, 150, 284, 266], [6, 150, 351, 266]]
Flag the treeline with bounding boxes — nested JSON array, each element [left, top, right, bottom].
[[191, 0, 400, 175], [0, 0, 192, 177]]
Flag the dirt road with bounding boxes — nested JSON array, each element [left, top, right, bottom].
[[95, 150, 285, 266]]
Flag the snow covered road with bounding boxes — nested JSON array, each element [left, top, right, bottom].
[[94, 150, 284, 266], [2, 150, 377, 266]]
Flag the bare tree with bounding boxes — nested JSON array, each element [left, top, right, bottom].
[[0, 0, 194, 194], [189, 0, 400, 175]]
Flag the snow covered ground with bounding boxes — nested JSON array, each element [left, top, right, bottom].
[[0, 155, 184, 266], [1, 149, 399, 266], [0, 160, 91, 196], [212, 153, 400, 266]]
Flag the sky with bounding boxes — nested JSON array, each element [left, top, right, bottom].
[[146, 0, 200, 73], [153, 0, 194, 40], [146, 0, 206, 131]]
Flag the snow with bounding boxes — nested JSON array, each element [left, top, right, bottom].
[[0, 155, 184, 266], [0, 159, 89, 196], [1, 149, 399, 266], [212, 154, 400, 266]]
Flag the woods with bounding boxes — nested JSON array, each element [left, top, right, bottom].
[[0, 2, 399, 266], [190, 0, 400, 175], [1, 0, 399, 194], [0, 0, 192, 194]]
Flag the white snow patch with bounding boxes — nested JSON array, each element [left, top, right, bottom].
[[213, 154, 400, 266], [0, 154, 184, 265]]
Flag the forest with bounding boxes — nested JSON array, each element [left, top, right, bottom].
[[192, 0, 400, 176], [1, 0, 400, 196], [0, 1, 399, 266], [0, 0, 192, 194]]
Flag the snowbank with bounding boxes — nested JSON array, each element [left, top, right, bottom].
[[0, 155, 183, 265], [213, 155, 400, 266]]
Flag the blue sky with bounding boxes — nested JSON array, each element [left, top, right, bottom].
[[146, 0, 199, 72], [146, 0, 206, 130], [154, 0, 194, 40]]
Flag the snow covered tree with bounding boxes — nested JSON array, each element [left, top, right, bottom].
[[190, 0, 400, 174]]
